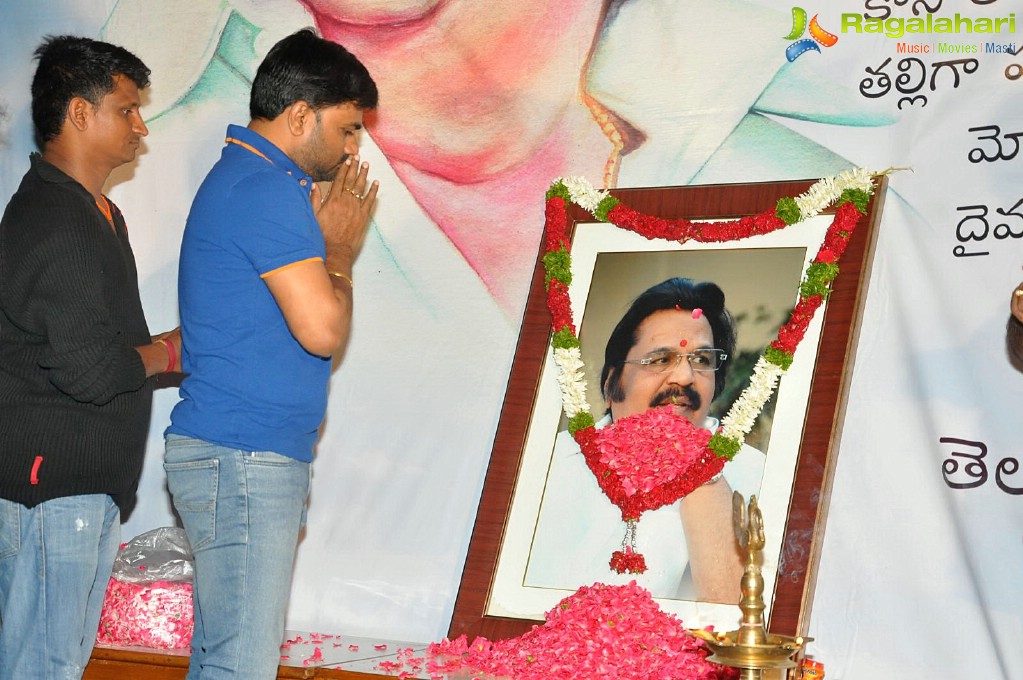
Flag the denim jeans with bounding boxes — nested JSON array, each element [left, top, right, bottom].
[[164, 435, 310, 680], [0, 494, 120, 680]]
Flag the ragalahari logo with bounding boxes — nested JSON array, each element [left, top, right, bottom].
[[784, 7, 838, 62]]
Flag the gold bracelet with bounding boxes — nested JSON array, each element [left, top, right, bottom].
[[328, 271, 353, 288]]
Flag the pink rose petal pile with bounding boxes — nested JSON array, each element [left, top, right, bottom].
[[96, 578, 193, 650], [425, 582, 737, 680]]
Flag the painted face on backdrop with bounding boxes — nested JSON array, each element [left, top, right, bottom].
[[85, 74, 148, 168], [607, 309, 717, 427], [301, 0, 442, 24], [300, 0, 608, 181], [294, 101, 364, 182]]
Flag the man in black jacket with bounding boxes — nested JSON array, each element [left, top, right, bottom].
[[0, 35, 180, 679]]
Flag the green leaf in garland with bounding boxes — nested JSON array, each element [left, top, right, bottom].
[[836, 187, 872, 214], [708, 432, 741, 461], [551, 326, 580, 350], [592, 195, 620, 222], [764, 346, 794, 370], [799, 279, 830, 299], [775, 197, 801, 225], [567, 411, 595, 435], [543, 248, 573, 287], [545, 181, 571, 202], [800, 262, 839, 298]]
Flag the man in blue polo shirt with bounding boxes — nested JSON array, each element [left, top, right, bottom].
[[165, 29, 378, 679]]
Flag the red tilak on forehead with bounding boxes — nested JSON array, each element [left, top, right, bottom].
[[679, 339, 688, 348]]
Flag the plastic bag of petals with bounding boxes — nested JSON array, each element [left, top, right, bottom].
[[109, 526, 194, 584], [96, 527, 195, 650]]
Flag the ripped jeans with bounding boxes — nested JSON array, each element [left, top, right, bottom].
[[0, 493, 120, 680]]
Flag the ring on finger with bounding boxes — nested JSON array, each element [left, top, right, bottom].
[[346, 187, 364, 201]]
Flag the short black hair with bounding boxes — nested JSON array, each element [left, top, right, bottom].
[[601, 277, 737, 402], [250, 28, 378, 120], [31, 35, 150, 145]]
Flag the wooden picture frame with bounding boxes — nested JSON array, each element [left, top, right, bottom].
[[449, 178, 887, 642]]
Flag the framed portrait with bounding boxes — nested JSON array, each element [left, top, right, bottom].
[[449, 179, 886, 641]]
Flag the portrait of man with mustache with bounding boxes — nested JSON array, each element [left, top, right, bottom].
[[527, 277, 766, 603]]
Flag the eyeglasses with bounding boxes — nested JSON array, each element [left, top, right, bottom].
[[623, 348, 728, 373]]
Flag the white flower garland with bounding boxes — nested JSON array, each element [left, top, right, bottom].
[[794, 166, 874, 220], [554, 176, 609, 213], [549, 168, 875, 452], [719, 357, 785, 441], [552, 347, 589, 418]]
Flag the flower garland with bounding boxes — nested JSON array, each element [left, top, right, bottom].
[[544, 169, 876, 573]]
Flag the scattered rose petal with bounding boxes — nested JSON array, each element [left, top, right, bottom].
[[378, 660, 402, 673], [691, 308, 703, 319]]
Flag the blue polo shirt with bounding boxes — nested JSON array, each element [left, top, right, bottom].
[[167, 125, 329, 462]]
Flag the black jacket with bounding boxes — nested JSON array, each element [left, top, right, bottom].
[[0, 154, 153, 512]]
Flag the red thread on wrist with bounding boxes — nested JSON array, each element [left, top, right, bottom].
[[155, 338, 177, 373], [164, 338, 177, 373]]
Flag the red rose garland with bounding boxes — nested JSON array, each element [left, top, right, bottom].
[[606, 203, 790, 243], [578, 406, 723, 521], [546, 279, 575, 336]]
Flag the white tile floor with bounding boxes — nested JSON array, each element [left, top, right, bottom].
[[277, 630, 431, 676], [94, 630, 434, 678]]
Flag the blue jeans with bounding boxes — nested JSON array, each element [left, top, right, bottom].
[[164, 435, 310, 680], [0, 494, 120, 680]]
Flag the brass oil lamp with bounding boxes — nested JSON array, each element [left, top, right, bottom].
[[690, 494, 810, 680]]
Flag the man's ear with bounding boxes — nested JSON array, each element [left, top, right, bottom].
[[66, 96, 91, 132], [285, 100, 315, 137], [602, 372, 615, 409]]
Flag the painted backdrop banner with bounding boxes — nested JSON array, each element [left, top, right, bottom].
[[1, 1, 1020, 678]]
